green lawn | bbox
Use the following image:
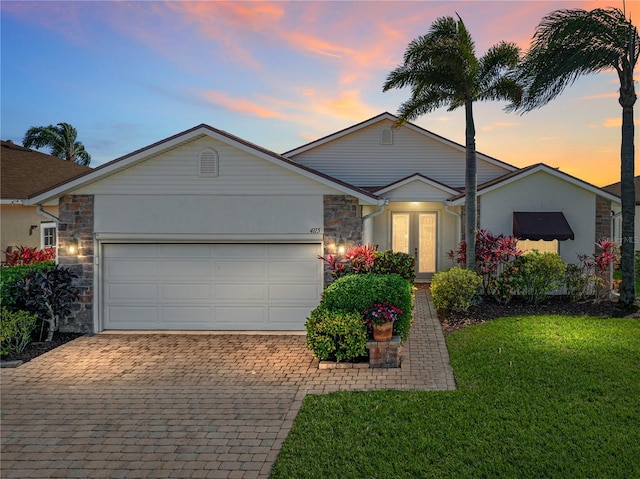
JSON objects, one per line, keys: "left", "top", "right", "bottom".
{"left": 270, "top": 316, "right": 640, "bottom": 479}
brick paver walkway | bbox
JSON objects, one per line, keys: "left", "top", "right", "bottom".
{"left": 1, "top": 288, "right": 455, "bottom": 478}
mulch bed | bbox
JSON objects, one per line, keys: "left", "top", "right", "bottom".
{"left": 1, "top": 332, "right": 84, "bottom": 364}
{"left": 440, "top": 296, "right": 640, "bottom": 336}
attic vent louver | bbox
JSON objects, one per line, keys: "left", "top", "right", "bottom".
{"left": 199, "top": 148, "right": 219, "bottom": 177}
{"left": 380, "top": 127, "right": 393, "bottom": 145}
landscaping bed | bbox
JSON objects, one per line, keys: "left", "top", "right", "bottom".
{"left": 1, "top": 332, "right": 84, "bottom": 364}
{"left": 440, "top": 295, "right": 640, "bottom": 336}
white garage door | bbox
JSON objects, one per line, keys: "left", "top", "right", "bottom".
{"left": 102, "top": 243, "right": 322, "bottom": 331}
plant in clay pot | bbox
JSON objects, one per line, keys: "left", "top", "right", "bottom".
{"left": 363, "top": 302, "right": 402, "bottom": 342}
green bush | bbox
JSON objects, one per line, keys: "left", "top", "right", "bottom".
{"left": 0, "top": 261, "right": 55, "bottom": 310}
{"left": 370, "top": 250, "right": 415, "bottom": 284}
{"left": 320, "top": 274, "right": 413, "bottom": 342}
{"left": 431, "top": 267, "right": 482, "bottom": 316}
{"left": 1, "top": 307, "right": 37, "bottom": 356}
{"left": 305, "top": 307, "right": 368, "bottom": 362}
{"left": 513, "top": 251, "right": 567, "bottom": 304}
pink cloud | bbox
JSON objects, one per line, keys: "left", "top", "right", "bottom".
{"left": 198, "top": 91, "right": 285, "bottom": 119}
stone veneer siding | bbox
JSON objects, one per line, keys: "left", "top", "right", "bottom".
{"left": 595, "top": 196, "right": 612, "bottom": 244}
{"left": 323, "top": 195, "right": 363, "bottom": 285}
{"left": 58, "top": 195, "right": 94, "bottom": 333}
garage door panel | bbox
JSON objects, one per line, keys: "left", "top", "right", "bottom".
{"left": 161, "top": 283, "right": 212, "bottom": 300}
{"left": 108, "top": 260, "right": 158, "bottom": 278}
{"left": 103, "top": 243, "right": 321, "bottom": 330}
{"left": 214, "top": 306, "right": 266, "bottom": 327}
{"left": 162, "top": 306, "right": 212, "bottom": 325}
{"left": 215, "top": 283, "right": 265, "bottom": 301}
{"left": 269, "top": 260, "right": 319, "bottom": 279}
{"left": 215, "top": 261, "right": 267, "bottom": 278}
{"left": 269, "top": 284, "right": 319, "bottom": 301}
{"left": 108, "top": 283, "right": 157, "bottom": 301}
{"left": 107, "top": 306, "right": 158, "bottom": 325}
{"left": 160, "top": 260, "right": 211, "bottom": 277}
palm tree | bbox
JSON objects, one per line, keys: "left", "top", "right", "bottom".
{"left": 383, "top": 14, "right": 522, "bottom": 272}
{"left": 510, "top": 7, "right": 639, "bottom": 308}
{"left": 23, "top": 122, "right": 91, "bottom": 166}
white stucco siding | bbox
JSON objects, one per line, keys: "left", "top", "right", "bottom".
{"left": 480, "top": 171, "right": 596, "bottom": 263}
{"left": 74, "top": 137, "right": 342, "bottom": 197}
{"left": 94, "top": 195, "right": 324, "bottom": 237}
{"left": 291, "top": 119, "right": 511, "bottom": 188}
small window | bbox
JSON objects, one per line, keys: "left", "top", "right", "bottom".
{"left": 380, "top": 127, "right": 393, "bottom": 145}
{"left": 517, "top": 239, "right": 558, "bottom": 254}
{"left": 199, "top": 148, "right": 219, "bottom": 177}
{"left": 41, "top": 222, "right": 57, "bottom": 249}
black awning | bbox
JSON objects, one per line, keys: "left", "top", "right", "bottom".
{"left": 513, "top": 212, "right": 575, "bottom": 241}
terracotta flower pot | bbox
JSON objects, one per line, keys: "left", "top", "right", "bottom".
{"left": 372, "top": 322, "right": 394, "bottom": 342}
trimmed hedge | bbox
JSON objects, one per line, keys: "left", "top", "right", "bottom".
{"left": 320, "top": 274, "right": 413, "bottom": 342}
{"left": 431, "top": 267, "right": 482, "bottom": 316}
{"left": 305, "top": 307, "right": 368, "bottom": 362}
{"left": 371, "top": 250, "right": 415, "bottom": 284}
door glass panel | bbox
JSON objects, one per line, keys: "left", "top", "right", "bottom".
{"left": 419, "top": 213, "right": 436, "bottom": 273}
{"left": 392, "top": 214, "right": 409, "bottom": 254}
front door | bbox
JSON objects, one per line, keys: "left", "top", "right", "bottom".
{"left": 392, "top": 212, "right": 437, "bottom": 281}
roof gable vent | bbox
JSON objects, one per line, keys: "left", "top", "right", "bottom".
{"left": 199, "top": 148, "right": 219, "bottom": 177}
{"left": 380, "top": 127, "right": 393, "bottom": 145}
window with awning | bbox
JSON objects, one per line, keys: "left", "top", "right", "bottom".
{"left": 512, "top": 212, "right": 574, "bottom": 241}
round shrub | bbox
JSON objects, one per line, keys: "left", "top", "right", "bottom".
{"left": 320, "top": 274, "right": 413, "bottom": 341}
{"left": 512, "top": 251, "right": 566, "bottom": 303}
{"left": 431, "top": 267, "right": 482, "bottom": 316}
{"left": 370, "top": 250, "right": 416, "bottom": 284}
{"left": 305, "top": 307, "right": 368, "bottom": 362}
{"left": 1, "top": 307, "right": 37, "bottom": 356}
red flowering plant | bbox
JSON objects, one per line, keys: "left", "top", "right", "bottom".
{"left": 319, "top": 243, "right": 377, "bottom": 279}
{"left": 3, "top": 246, "right": 56, "bottom": 266}
{"left": 363, "top": 302, "right": 403, "bottom": 327}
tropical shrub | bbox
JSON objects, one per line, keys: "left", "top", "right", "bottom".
{"left": 0, "top": 261, "right": 55, "bottom": 310}
{"left": 320, "top": 274, "right": 413, "bottom": 341}
{"left": 449, "top": 229, "right": 521, "bottom": 295}
{"left": 568, "top": 240, "right": 620, "bottom": 300}
{"left": 512, "top": 251, "right": 566, "bottom": 304}
{"left": 565, "top": 263, "right": 593, "bottom": 301}
{"left": 3, "top": 246, "right": 56, "bottom": 266}
{"left": 370, "top": 250, "right": 415, "bottom": 283}
{"left": 11, "top": 265, "right": 79, "bottom": 341}
{"left": 319, "top": 244, "right": 377, "bottom": 279}
{"left": 0, "top": 308, "right": 38, "bottom": 356}
{"left": 430, "top": 267, "right": 482, "bottom": 317}
{"left": 305, "top": 307, "right": 368, "bottom": 362}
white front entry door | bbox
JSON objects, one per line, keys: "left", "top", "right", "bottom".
{"left": 102, "top": 243, "right": 322, "bottom": 331}
{"left": 392, "top": 212, "right": 437, "bottom": 281}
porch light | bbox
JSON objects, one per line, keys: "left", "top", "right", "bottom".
{"left": 337, "top": 236, "right": 346, "bottom": 255}
{"left": 67, "top": 236, "right": 79, "bottom": 255}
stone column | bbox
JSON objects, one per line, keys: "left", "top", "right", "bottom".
{"left": 323, "top": 195, "right": 363, "bottom": 285}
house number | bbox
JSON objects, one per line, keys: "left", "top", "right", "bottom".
{"left": 310, "top": 227, "right": 321, "bottom": 234}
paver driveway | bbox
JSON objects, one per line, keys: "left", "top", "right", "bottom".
{"left": 1, "top": 288, "right": 455, "bottom": 479}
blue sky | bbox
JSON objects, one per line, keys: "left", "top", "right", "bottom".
{"left": 1, "top": 0, "right": 636, "bottom": 186}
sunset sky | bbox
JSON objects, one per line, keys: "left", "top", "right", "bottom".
{"left": 1, "top": 0, "right": 637, "bottom": 187}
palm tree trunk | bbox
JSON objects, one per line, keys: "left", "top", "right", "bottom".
{"left": 465, "top": 100, "right": 477, "bottom": 272}
{"left": 618, "top": 70, "right": 636, "bottom": 307}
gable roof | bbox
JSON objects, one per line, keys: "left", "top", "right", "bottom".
{"left": 448, "top": 163, "right": 621, "bottom": 205}
{"left": 283, "top": 112, "right": 518, "bottom": 172}
{"left": 373, "top": 173, "right": 461, "bottom": 196}
{"left": 26, "top": 124, "right": 380, "bottom": 205}
{"left": 602, "top": 176, "right": 640, "bottom": 204}
{"left": 1, "top": 141, "right": 92, "bottom": 202}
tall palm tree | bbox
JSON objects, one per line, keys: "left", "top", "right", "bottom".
{"left": 383, "top": 14, "right": 522, "bottom": 272}
{"left": 23, "top": 122, "right": 91, "bottom": 166}
{"left": 510, "top": 7, "right": 639, "bottom": 308}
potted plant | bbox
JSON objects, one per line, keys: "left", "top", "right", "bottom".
{"left": 363, "top": 302, "right": 402, "bottom": 342}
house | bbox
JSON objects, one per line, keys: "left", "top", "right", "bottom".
{"left": 602, "top": 176, "right": 639, "bottom": 251}
{"left": 26, "top": 113, "right": 620, "bottom": 334}
{"left": 0, "top": 140, "right": 92, "bottom": 257}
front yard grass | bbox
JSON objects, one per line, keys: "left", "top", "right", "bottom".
{"left": 270, "top": 315, "right": 640, "bottom": 479}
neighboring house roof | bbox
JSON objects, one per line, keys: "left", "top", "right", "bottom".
{"left": 448, "top": 163, "right": 621, "bottom": 205}
{"left": 283, "top": 112, "right": 518, "bottom": 173}
{"left": 26, "top": 124, "right": 381, "bottom": 205}
{"left": 1, "top": 140, "right": 92, "bottom": 202}
{"left": 602, "top": 176, "right": 640, "bottom": 204}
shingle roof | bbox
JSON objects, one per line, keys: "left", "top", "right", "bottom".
{"left": 602, "top": 177, "right": 640, "bottom": 204}
{"left": 1, "top": 141, "right": 92, "bottom": 200}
